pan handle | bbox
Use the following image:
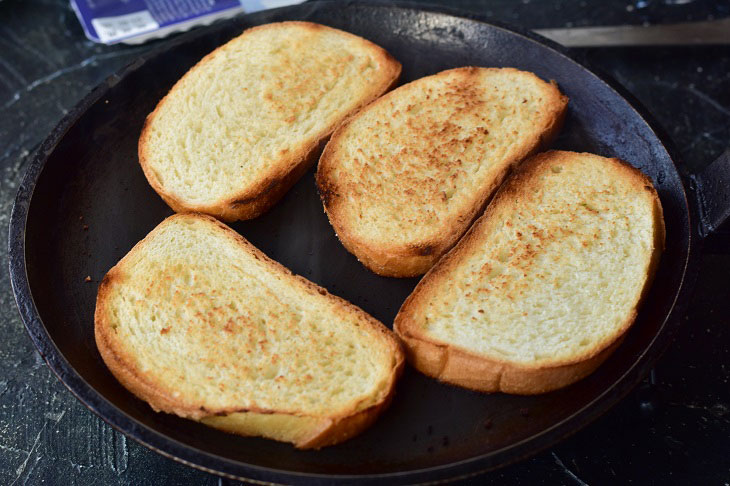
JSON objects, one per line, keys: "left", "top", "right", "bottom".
{"left": 691, "top": 149, "right": 730, "bottom": 241}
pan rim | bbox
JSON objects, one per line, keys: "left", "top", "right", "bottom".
{"left": 7, "top": 1, "right": 697, "bottom": 483}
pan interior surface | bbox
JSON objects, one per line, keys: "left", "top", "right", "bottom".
{"left": 16, "top": 2, "right": 690, "bottom": 480}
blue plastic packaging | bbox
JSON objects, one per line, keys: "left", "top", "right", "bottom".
{"left": 71, "top": 0, "right": 304, "bottom": 44}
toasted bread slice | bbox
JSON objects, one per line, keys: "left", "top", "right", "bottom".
{"left": 139, "top": 21, "right": 401, "bottom": 222}
{"left": 95, "top": 213, "right": 404, "bottom": 448}
{"left": 394, "top": 151, "right": 664, "bottom": 394}
{"left": 317, "top": 67, "right": 568, "bottom": 277}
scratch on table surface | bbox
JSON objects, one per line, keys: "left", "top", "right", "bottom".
{"left": 10, "top": 424, "right": 44, "bottom": 486}
{"left": 670, "top": 401, "right": 730, "bottom": 424}
{"left": 0, "top": 443, "right": 29, "bottom": 456}
{"left": 1, "top": 49, "right": 143, "bottom": 110}
{"left": 552, "top": 452, "right": 589, "bottom": 486}
{"left": 0, "top": 383, "right": 134, "bottom": 478}
{"left": 0, "top": 56, "right": 28, "bottom": 86}
{"left": 686, "top": 86, "right": 730, "bottom": 118}
{"left": 112, "top": 433, "right": 128, "bottom": 474}
{"left": 653, "top": 80, "right": 730, "bottom": 119}
{"left": 686, "top": 128, "right": 726, "bottom": 152}
{"left": 0, "top": 133, "right": 30, "bottom": 164}
{"left": 68, "top": 458, "right": 86, "bottom": 474}
{"left": 0, "top": 71, "right": 16, "bottom": 91}
{"left": 0, "top": 25, "right": 58, "bottom": 69}
{"left": 88, "top": 416, "right": 129, "bottom": 474}
{"left": 44, "top": 411, "right": 65, "bottom": 422}
{"left": 50, "top": 410, "right": 67, "bottom": 425}
{"left": 8, "top": 408, "right": 66, "bottom": 485}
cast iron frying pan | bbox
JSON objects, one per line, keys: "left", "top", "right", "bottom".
{"left": 9, "top": 2, "right": 698, "bottom": 484}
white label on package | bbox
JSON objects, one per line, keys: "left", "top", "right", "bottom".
{"left": 91, "top": 11, "right": 160, "bottom": 44}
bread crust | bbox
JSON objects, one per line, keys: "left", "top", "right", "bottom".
{"left": 394, "top": 151, "right": 665, "bottom": 394}
{"left": 139, "top": 21, "right": 402, "bottom": 222}
{"left": 95, "top": 213, "right": 404, "bottom": 448}
{"left": 317, "top": 67, "right": 568, "bottom": 277}
{"left": 397, "top": 330, "right": 625, "bottom": 395}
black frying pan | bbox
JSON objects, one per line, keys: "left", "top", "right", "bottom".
{"left": 8, "top": 2, "right": 730, "bottom": 484}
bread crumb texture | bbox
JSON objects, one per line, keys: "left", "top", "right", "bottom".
{"left": 323, "top": 67, "right": 567, "bottom": 246}
{"left": 401, "top": 151, "right": 663, "bottom": 368}
{"left": 98, "top": 215, "right": 398, "bottom": 419}
{"left": 141, "top": 22, "right": 398, "bottom": 208}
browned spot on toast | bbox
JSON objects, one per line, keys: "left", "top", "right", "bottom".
{"left": 414, "top": 245, "right": 434, "bottom": 256}
{"left": 232, "top": 179, "right": 280, "bottom": 206}
{"left": 317, "top": 181, "right": 338, "bottom": 208}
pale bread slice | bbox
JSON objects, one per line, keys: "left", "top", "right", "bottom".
{"left": 394, "top": 151, "right": 664, "bottom": 394}
{"left": 95, "top": 213, "right": 403, "bottom": 448}
{"left": 317, "top": 67, "right": 568, "bottom": 277}
{"left": 139, "top": 21, "right": 401, "bottom": 222}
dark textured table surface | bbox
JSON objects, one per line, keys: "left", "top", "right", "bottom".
{"left": 1, "top": 0, "right": 729, "bottom": 484}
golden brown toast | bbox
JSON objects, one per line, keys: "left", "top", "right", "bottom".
{"left": 95, "top": 213, "right": 404, "bottom": 448}
{"left": 317, "top": 67, "right": 568, "bottom": 277}
{"left": 140, "top": 21, "right": 401, "bottom": 222}
{"left": 394, "top": 151, "right": 664, "bottom": 394}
